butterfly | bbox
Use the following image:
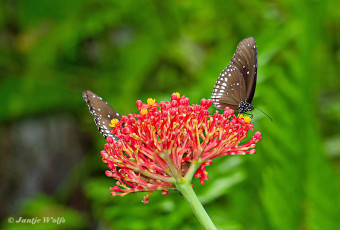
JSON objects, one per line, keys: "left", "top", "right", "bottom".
{"left": 82, "top": 90, "right": 122, "bottom": 139}
{"left": 211, "top": 37, "right": 257, "bottom": 114}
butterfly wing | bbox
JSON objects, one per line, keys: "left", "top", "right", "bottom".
{"left": 230, "top": 37, "right": 257, "bottom": 103}
{"left": 83, "top": 90, "right": 122, "bottom": 139}
{"left": 211, "top": 64, "right": 246, "bottom": 110}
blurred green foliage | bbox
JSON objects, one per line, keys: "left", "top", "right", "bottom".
{"left": 1, "top": 0, "right": 340, "bottom": 229}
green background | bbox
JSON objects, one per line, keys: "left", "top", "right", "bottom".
{"left": 1, "top": 0, "right": 340, "bottom": 229}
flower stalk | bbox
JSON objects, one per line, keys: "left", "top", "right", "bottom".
{"left": 176, "top": 179, "right": 217, "bottom": 230}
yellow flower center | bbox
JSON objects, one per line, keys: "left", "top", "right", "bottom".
{"left": 141, "top": 109, "right": 148, "bottom": 115}
{"left": 109, "top": 118, "right": 119, "bottom": 127}
{"left": 238, "top": 114, "right": 252, "bottom": 123}
{"left": 175, "top": 92, "right": 180, "bottom": 98}
{"left": 147, "top": 98, "right": 156, "bottom": 105}
{"left": 244, "top": 116, "right": 252, "bottom": 123}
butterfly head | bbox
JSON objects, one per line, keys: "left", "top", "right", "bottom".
{"left": 238, "top": 101, "right": 254, "bottom": 114}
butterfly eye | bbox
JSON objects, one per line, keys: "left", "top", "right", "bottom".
{"left": 83, "top": 90, "right": 122, "bottom": 139}
{"left": 211, "top": 37, "right": 257, "bottom": 114}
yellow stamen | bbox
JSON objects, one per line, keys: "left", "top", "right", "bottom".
{"left": 175, "top": 92, "right": 180, "bottom": 98}
{"left": 141, "top": 109, "right": 148, "bottom": 115}
{"left": 147, "top": 98, "right": 156, "bottom": 105}
{"left": 244, "top": 116, "right": 252, "bottom": 123}
{"left": 109, "top": 118, "right": 119, "bottom": 127}
{"left": 238, "top": 114, "right": 252, "bottom": 123}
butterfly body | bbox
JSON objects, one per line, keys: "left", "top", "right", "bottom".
{"left": 82, "top": 90, "right": 121, "bottom": 139}
{"left": 211, "top": 37, "right": 257, "bottom": 113}
{"left": 238, "top": 101, "right": 254, "bottom": 114}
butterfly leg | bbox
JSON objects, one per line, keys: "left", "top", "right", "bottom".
{"left": 244, "top": 112, "right": 253, "bottom": 119}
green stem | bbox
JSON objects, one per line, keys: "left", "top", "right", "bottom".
{"left": 176, "top": 180, "right": 217, "bottom": 230}
{"left": 184, "top": 161, "right": 202, "bottom": 181}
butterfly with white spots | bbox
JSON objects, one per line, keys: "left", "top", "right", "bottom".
{"left": 211, "top": 37, "right": 257, "bottom": 113}
{"left": 83, "top": 90, "right": 122, "bottom": 139}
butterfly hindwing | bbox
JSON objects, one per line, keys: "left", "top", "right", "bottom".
{"left": 83, "top": 90, "right": 122, "bottom": 139}
{"left": 211, "top": 65, "right": 246, "bottom": 110}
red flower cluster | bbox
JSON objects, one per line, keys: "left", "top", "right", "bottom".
{"left": 101, "top": 93, "right": 261, "bottom": 203}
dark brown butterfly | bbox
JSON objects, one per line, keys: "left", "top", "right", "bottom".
{"left": 83, "top": 90, "right": 122, "bottom": 139}
{"left": 211, "top": 37, "right": 257, "bottom": 113}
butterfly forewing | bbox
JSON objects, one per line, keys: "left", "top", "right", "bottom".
{"left": 211, "top": 37, "right": 257, "bottom": 111}
{"left": 230, "top": 37, "right": 257, "bottom": 103}
{"left": 83, "top": 90, "right": 122, "bottom": 139}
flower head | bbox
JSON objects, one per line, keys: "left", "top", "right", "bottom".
{"left": 101, "top": 93, "right": 262, "bottom": 203}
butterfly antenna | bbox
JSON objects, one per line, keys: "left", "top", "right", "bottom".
{"left": 254, "top": 106, "right": 273, "bottom": 122}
